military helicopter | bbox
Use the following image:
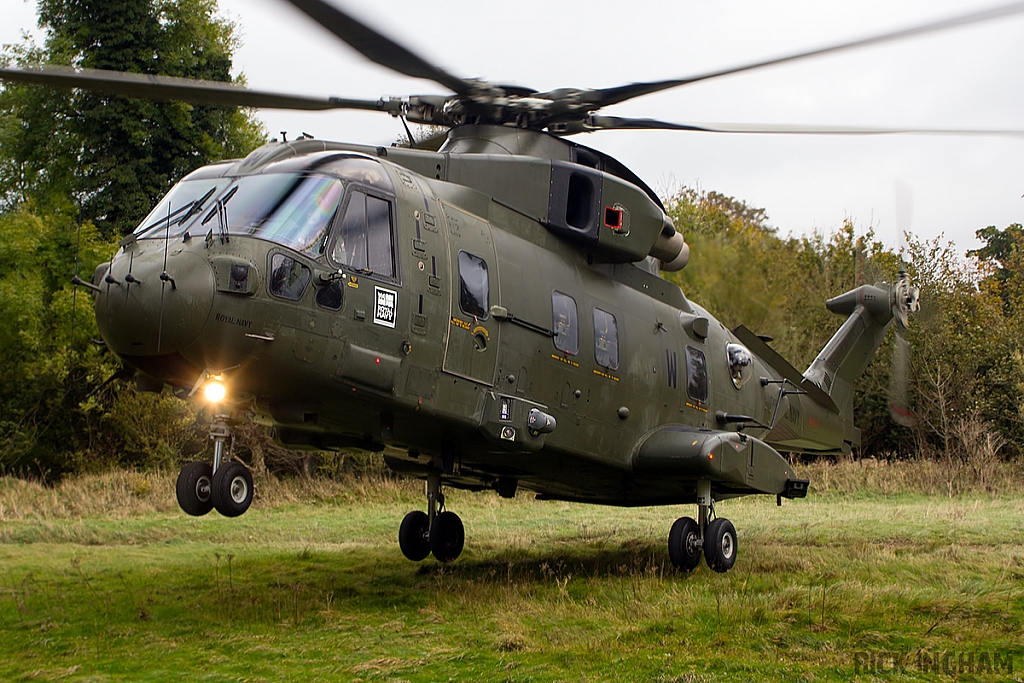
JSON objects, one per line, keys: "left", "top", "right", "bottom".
{"left": 3, "top": 0, "right": 1018, "bottom": 572}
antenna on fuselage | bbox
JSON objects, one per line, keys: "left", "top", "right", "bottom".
{"left": 157, "top": 202, "right": 174, "bottom": 355}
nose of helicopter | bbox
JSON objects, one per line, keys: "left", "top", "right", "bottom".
{"left": 95, "top": 242, "right": 215, "bottom": 375}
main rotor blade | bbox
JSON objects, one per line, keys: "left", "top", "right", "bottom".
{"left": 281, "top": 0, "right": 475, "bottom": 96}
{"left": 585, "top": 116, "right": 1024, "bottom": 136}
{"left": 582, "top": 1, "right": 1024, "bottom": 109}
{"left": 0, "top": 65, "right": 389, "bottom": 112}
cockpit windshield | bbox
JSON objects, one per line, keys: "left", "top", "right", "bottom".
{"left": 134, "top": 173, "right": 346, "bottom": 253}
{"left": 199, "top": 174, "right": 344, "bottom": 252}
{"left": 134, "top": 178, "right": 231, "bottom": 239}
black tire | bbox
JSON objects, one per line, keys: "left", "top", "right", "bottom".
{"left": 175, "top": 462, "right": 213, "bottom": 516}
{"left": 429, "top": 511, "right": 465, "bottom": 563}
{"left": 399, "top": 510, "right": 431, "bottom": 561}
{"left": 668, "top": 516, "right": 701, "bottom": 571}
{"left": 211, "top": 461, "right": 254, "bottom": 518}
{"left": 703, "top": 518, "right": 737, "bottom": 573}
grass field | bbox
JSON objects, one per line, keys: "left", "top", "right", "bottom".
{"left": 1, "top": 466, "right": 1023, "bottom": 682}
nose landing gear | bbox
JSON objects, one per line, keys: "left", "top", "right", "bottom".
{"left": 668, "top": 480, "right": 738, "bottom": 573}
{"left": 399, "top": 474, "right": 465, "bottom": 563}
{"left": 175, "top": 413, "right": 253, "bottom": 518}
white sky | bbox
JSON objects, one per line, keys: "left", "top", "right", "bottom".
{"left": 4, "top": 0, "right": 1023, "bottom": 254}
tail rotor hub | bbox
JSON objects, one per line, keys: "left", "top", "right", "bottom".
{"left": 892, "top": 271, "right": 920, "bottom": 329}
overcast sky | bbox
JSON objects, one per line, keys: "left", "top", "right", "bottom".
{"left": 4, "top": 0, "right": 1023, "bottom": 255}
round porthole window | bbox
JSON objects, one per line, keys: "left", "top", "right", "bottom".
{"left": 726, "top": 343, "right": 754, "bottom": 389}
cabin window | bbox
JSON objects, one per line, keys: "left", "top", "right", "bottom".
{"left": 269, "top": 253, "right": 311, "bottom": 301}
{"left": 685, "top": 345, "right": 708, "bottom": 403}
{"left": 593, "top": 308, "right": 619, "bottom": 370}
{"left": 331, "top": 190, "right": 396, "bottom": 279}
{"left": 552, "top": 291, "right": 579, "bottom": 355}
{"left": 458, "top": 251, "right": 489, "bottom": 319}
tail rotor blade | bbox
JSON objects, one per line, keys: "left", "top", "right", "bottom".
{"left": 888, "top": 272, "right": 920, "bottom": 427}
{"left": 888, "top": 328, "right": 914, "bottom": 427}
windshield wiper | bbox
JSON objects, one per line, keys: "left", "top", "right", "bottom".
{"left": 137, "top": 201, "right": 197, "bottom": 236}
{"left": 201, "top": 186, "right": 238, "bottom": 226}
{"left": 176, "top": 186, "right": 218, "bottom": 227}
{"left": 198, "top": 186, "right": 238, "bottom": 245}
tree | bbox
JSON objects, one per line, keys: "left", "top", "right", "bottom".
{"left": 970, "top": 224, "right": 1024, "bottom": 317}
{"left": 0, "top": 209, "right": 118, "bottom": 475}
{"left": 0, "top": 0, "right": 265, "bottom": 238}
{"left": 0, "top": 0, "right": 266, "bottom": 477}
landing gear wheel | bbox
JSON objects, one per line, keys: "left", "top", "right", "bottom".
{"left": 703, "top": 518, "right": 737, "bottom": 573}
{"left": 211, "top": 461, "right": 253, "bottom": 518}
{"left": 399, "top": 510, "right": 431, "bottom": 561}
{"left": 176, "top": 462, "right": 213, "bottom": 516}
{"left": 429, "top": 511, "right": 465, "bottom": 563}
{"left": 668, "top": 516, "right": 701, "bottom": 571}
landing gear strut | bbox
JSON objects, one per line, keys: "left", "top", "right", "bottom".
{"left": 668, "top": 480, "right": 737, "bottom": 573}
{"left": 175, "top": 413, "right": 253, "bottom": 518}
{"left": 399, "top": 474, "right": 464, "bottom": 563}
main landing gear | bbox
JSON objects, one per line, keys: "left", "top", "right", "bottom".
{"left": 175, "top": 413, "right": 254, "bottom": 518}
{"left": 668, "top": 480, "right": 737, "bottom": 573}
{"left": 399, "top": 474, "right": 465, "bottom": 563}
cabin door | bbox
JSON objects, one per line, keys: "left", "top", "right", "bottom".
{"left": 441, "top": 202, "right": 500, "bottom": 386}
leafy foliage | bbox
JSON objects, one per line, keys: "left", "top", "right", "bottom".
{"left": 0, "top": 0, "right": 265, "bottom": 239}
{"left": 0, "top": 1, "right": 266, "bottom": 478}
{"left": 0, "top": 209, "right": 118, "bottom": 475}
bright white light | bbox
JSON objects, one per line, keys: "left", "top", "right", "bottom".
{"left": 203, "top": 380, "right": 227, "bottom": 403}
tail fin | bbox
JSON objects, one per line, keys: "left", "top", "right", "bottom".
{"left": 803, "top": 284, "right": 895, "bottom": 414}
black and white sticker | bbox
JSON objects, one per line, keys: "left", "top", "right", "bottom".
{"left": 373, "top": 286, "right": 398, "bottom": 328}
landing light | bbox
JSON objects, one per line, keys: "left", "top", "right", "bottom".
{"left": 203, "top": 378, "right": 227, "bottom": 404}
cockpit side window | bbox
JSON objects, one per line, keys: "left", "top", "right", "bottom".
{"left": 269, "top": 253, "right": 311, "bottom": 301}
{"left": 334, "top": 191, "right": 367, "bottom": 270}
{"left": 330, "top": 190, "right": 397, "bottom": 280}
{"left": 366, "top": 195, "right": 394, "bottom": 276}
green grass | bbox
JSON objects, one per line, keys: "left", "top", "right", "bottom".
{"left": 1, "top": 474, "right": 1023, "bottom": 682}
